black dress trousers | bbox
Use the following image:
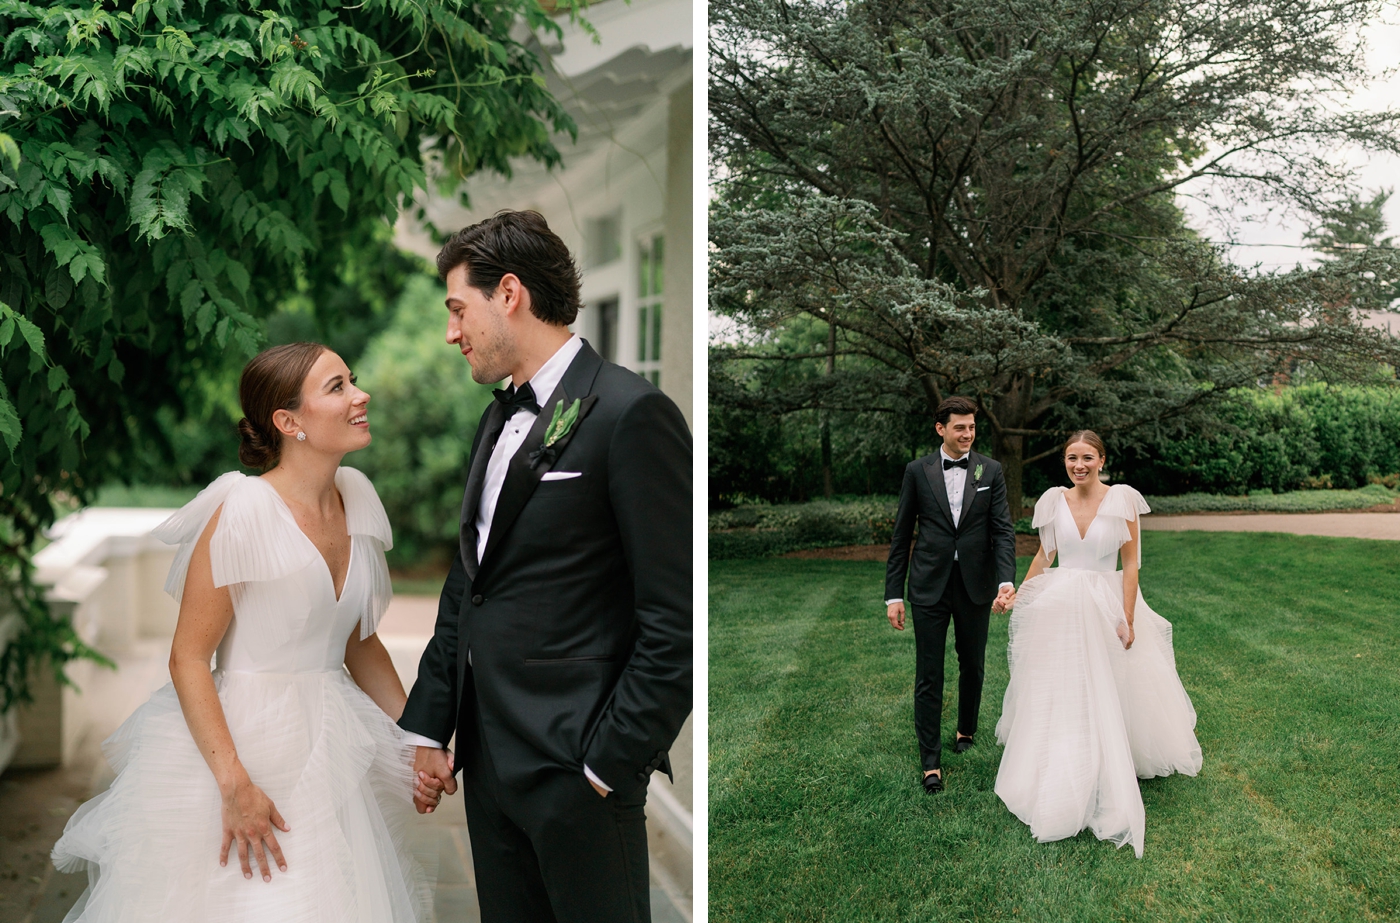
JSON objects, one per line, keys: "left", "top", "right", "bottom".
{"left": 460, "top": 708, "right": 652, "bottom": 923}
{"left": 910, "top": 561, "right": 992, "bottom": 771}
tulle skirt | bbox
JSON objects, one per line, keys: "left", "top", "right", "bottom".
{"left": 994, "top": 568, "right": 1201, "bottom": 858}
{"left": 52, "top": 669, "right": 436, "bottom": 922}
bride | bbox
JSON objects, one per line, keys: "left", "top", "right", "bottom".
{"left": 994, "top": 430, "right": 1201, "bottom": 858}
{"left": 52, "top": 343, "right": 438, "bottom": 921}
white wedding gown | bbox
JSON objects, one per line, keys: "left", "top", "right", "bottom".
{"left": 994, "top": 484, "right": 1201, "bottom": 858}
{"left": 52, "top": 469, "right": 435, "bottom": 922}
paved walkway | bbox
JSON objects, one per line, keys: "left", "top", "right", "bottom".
{"left": 1142, "top": 511, "right": 1400, "bottom": 540}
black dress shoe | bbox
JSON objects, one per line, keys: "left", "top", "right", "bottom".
{"left": 953, "top": 735, "right": 974, "bottom": 753}
{"left": 922, "top": 771, "right": 944, "bottom": 793}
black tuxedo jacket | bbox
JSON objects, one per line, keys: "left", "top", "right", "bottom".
{"left": 883, "top": 450, "right": 1017, "bottom": 607}
{"left": 399, "top": 341, "right": 692, "bottom": 800}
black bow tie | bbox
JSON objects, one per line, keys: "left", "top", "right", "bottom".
{"left": 943, "top": 457, "right": 969, "bottom": 470}
{"left": 493, "top": 382, "right": 541, "bottom": 416}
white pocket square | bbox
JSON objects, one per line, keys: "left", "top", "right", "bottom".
{"left": 541, "top": 471, "right": 582, "bottom": 481}
{"left": 976, "top": 486, "right": 991, "bottom": 492}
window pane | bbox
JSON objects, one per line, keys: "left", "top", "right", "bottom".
{"left": 637, "top": 306, "right": 648, "bottom": 362}
{"left": 651, "top": 235, "right": 664, "bottom": 295}
{"left": 638, "top": 244, "right": 650, "bottom": 298}
{"left": 651, "top": 305, "right": 662, "bottom": 361}
{"left": 596, "top": 298, "right": 618, "bottom": 363}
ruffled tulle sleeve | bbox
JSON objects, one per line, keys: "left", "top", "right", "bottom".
{"left": 207, "top": 477, "right": 321, "bottom": 590}
{"left": 1098, "top": 483, "right": 1151, "bottom": 566}
{"left": 1031, "top": 487, "right": 1065, "bottom": 559}
{"left": 151, "top": 472, "right": 247, "bottom": 603}
{"left": 336, "top": 466, "right": 394, "bottom": 639}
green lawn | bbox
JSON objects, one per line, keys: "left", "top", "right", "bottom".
{"left": 709, "top": 533, "right": 1400, "bottom": 922}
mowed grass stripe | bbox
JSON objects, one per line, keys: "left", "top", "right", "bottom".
{"left": 710, "top": 533, "right": 1400, "bottom": 922}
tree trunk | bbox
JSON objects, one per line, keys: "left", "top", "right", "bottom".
{"left": 820, "top": 415, "right": 833, "bottom": 498}
{"left": 991, "top": 374, "right": 1034, "bottom": 522}
{"left": 995, "top": 432, "right": 1026, "bottom": 525}
{"left": 821, "top": 317, "right": 836, "bottom": 498}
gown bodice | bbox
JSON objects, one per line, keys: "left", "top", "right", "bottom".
{"left": 53, "top": 468, "right": 434, "bottom": 923}
{"left": 1032, "top": 484, "right": 1151, "bottom": 572}
{"left": 152, "top": 468, "right": 394, "bottom": 674}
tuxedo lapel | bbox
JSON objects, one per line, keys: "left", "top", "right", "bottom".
{"left": 957, "top": 452, "right": 980, "bottom": 529}
{"left": 460, "top": 400, "right": 507, "bottom": 581}
{"left": 477, "top": 343, "right": 605, "bottom": 575}
{"left": 922, "top": 458, "right": 955, "bottom": 528}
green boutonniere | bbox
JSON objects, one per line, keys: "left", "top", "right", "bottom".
{"left": 544, "top": 398, "right": 581, "bottom": 446}
{"left": 529, "top": 398, "right": 583, "bottom": 470}
{"left": 974, "top": 463, "right": 984, "bottom": 481}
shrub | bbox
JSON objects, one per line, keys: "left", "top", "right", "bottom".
{"left": 351, "top": 276, "right": 496, "bottom": 570}
{"left": 711, "top": 485, "right": 1399, "bottom": 558}
{"left": 1144, "top": 484, "right": 1395, "bottom": 514}
{"left": 709, "top": 497, "right": 898, "bottom": 560}
{"left": 1125, "top": 384, "right": 1400, "bottom": 495}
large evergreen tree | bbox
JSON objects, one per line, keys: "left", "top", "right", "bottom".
{"left": 710, "top": 0, "right": 1400, "bottom": 515}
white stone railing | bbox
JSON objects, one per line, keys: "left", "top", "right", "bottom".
{"left": 0, "top": 508, "right": 181, "bottom": 776}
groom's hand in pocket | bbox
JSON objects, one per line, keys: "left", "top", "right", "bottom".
{"left": 413, "top": 746, "right": 456, "bottom": 814}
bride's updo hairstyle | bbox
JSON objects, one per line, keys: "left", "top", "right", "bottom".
{"left": 1063, "top": 430, "right": 1107, "bottom": 458}
{"left": 238, "top": 342, "right": 327, "bottom": 470}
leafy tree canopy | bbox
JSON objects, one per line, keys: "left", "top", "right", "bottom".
{"left": 0, "top": 0, "right": 576, "bottom": 705}
{"left": 710, "top": 0, "right": 1400, "bottom": 515}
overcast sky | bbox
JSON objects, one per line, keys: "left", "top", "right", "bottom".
{"left": 1180, "top": 16, "right": 1400, "bottom": 270}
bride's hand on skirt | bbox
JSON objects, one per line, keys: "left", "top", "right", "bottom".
{"left": 1116, "top": 620, "right": 1135, "bottom": 650}
{"left": 219, "top": 773, "right": 290, "bottom": 882}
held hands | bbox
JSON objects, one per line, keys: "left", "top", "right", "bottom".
{"left": 413, "top": 746, "right": 456, "bottom": 813}
{"left": 886, "top": 601, "right": 906, "bottom": 631}
{"left": 219, "top": 770, "right": 289, "bottom": 882}
{"left": 991, "top": 586, "right": 1017, "bottom": 614}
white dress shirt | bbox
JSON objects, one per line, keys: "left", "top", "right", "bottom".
{"left": 885, "top": 446, "right": 1014, "bottom": 605}
{"left": 473, "top": 335, "right": 583, "bottom": 565}
{"left": 402, "top": 336, "right": 613, "bottom": 792}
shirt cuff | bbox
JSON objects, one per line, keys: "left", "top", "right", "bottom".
{"left": 402, "top": 732, "right": 445, "bottom": 750}
{"left": 583, "top": 764, "right": 613, "bottom": 793}
{"left": 998, "top": 582, "right": 1015, "bottom": 591}
{"left": 884, "top": 599, "right": 903, "bottom": 606}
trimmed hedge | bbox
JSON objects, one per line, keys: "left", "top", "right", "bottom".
{"left": 1145, "top": 483, "right": 1396, "bottom": 513}
{"left": 711, "top": 485, "right": 1399, "bottom": 559}
{"left": 1127, "top": 384, "right": 1400, "bottom": 495}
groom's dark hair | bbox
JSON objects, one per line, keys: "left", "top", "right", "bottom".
{"left": 436, "top": 210, "right": 582, "bottom": 326}
{"left": 935, "top": 396, "right": 979, "bottom": 425}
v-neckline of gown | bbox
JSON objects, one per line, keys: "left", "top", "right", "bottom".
{"left": 1060, "top": 486, "right": 1110, "bottom": 542}
{"left": 254, "top": 475, "right": 355, "bottom": 604}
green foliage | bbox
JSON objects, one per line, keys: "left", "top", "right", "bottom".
{"left": 1126, "top": 384, "right": 1400, "bottom": 495}
{"left": 710, "top": 0, "right": 1400, "bottom": 519}
{"left": 709, "top": 497, "right": 899, "bottom": 559}
{"left": 1146, "top": 483, "right": 1396, "bottom": 514}
{"left": 350, "top": 274, "right": 495, "bottom": 570}
{"left": 1305, "top": 189, "right": 1395, "bottom": 252}
{"left": 0, "top": 0, "right": 574, "bottom": 705}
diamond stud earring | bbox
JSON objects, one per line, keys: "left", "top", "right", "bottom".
{"left": 296, "top": 432, "right": 307, "bottom": 442}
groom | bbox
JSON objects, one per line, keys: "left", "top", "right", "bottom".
{"left": 884, "top": 396, "right": 1016, "bottom": 793}
{"left": 398, "top": 211, "right": 692, "bottom": 922}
